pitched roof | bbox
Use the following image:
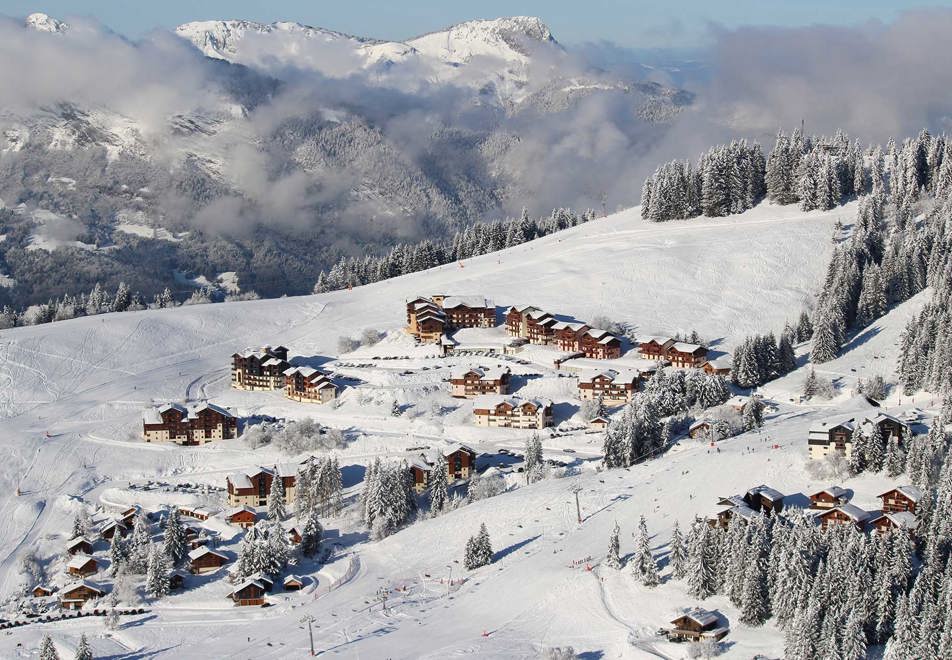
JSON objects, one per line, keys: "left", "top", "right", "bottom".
{"left": 61, "top": 580, "right": 105, "bottom": 596}
{"left": 228, "top": 578, "right": 265, "bottom": 596}
{"left": 747, "top": 485, "right": 784, "bottom": 502}
{"left": 671, "top": 342, "right": 705, "bottom": 353}
{"left": 881, "top": 485, "right": 923, "bottom": 503}
{"left": 441, "top": 295, "right": 493, "bottom": 309}
{"left": 283, "top": 574, "right": 304, "bottom": 586}
{"left": 873, "top": 511, "right": 918, "bottom": 530}
{"left": 808, "top": 416, "right": 856, "bottom": 435}
{"left": 443, "top": 443, "right": 476, "bottom": 457}
{"left": 829, "top": 503, "right": 870, "bottom": 522}
{"left": 682, "top": 608, "right": 719, "bottom": 627}
{"left": 188, "top": 546, "right": 228, "bottom": 561}
{"left": 226, "top": 506, "right": 257, "bottom": 518}
{"left": 66, "top": 536, "right": 93, "bottom": 549}
{"left": 812, "top": 486, "right": 847, "bottom": 499}
{"left": 472, "top": 394, "right": 550, "bottom": 411}
{"left": 67, "top": 554, "right": 98, "bottom": 570}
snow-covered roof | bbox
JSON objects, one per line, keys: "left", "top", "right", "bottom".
{"left": 747, "top": 484, "right": 784, "bottom": 502}
{"left": 443, "top": 443, "right": 475, "bottom": 457}
{"left": 188, "top": 546, "right": 227, "bottom": 561}
{"left": 678, "top": 608, "right": 718, "bottom": 627}
{"left": 228, "top": 464, "right": 296, "bottom": 489}
{"left": 830, "top": 503, "right": 870, "bottom": 522}
{"left": 671, "top": 342, "right": 704, "bottom": 353}
{"left": 451, "top": 365, "right": 509, "bottom": 380}
{"left": 283, "top": 574, "right": 304, "bottom": 585}
{"left": 283, "top": 366, "right": 319, "bottom": 377}
{"left": 551, "top": 321, "right": 587, "bottom": 332}
{"left": 703, "top": 356, "right": 732, "bottom": 368}
{"left": 409, "top": 455, "right": 433, "bottom": 471}
{"left": 718, "top": 495, "right": 746, "bottom": 508}
{"left": 226, "top": 505, "right": 256, "bottom": 518}
{"left": 229, "top": 578, "right": 265, "bottom": 596}
{"left": 61, "top": 580, "right": 104, "bottom": 596}
{"left": 690, "top": 419, "right": 712, "bottom": 432}
{"left": 639, "top": 336, "right": 674, "bottom": 346}
{"left": 879, "top": 511, "right": 918, "bottom": 530}
{"left": 864, "top": 411, "right": 909, "bottom": 428}
{"left": 808, "top": 416, "right": 856, "bottom": 435}
{"left": 158, "top": 402, "right": 188, "bottom": 415}
{"left": 812, "top": 486, "right": 847, "bottom": 499}
{"left": 441, "top": 295, "right": 493, "bottom": 309}
{"left": 66, "top": 536, "right": 92, "bottom": 549}
{"left": 472, "top": 394, "right": 550, "bottom": 411}
{"left": 67, "top": 554, "right": 97, "bottom": 570}
{"left": 882, "top": 485, "right": 923, "bottom": 503}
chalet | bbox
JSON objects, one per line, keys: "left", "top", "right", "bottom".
{"left": 590, "top": 415, "right": 610, "bottom": 429}
{"left": 169, "top": 570, "right": 187, "bottom": 590}
{"left": 472, "top": 395, "right": 553, "bottom": 429}
{"left": 807, "top": 416, "right": 857, "bottom": 461}
{"left": 66, "top": 555, "right": 99, "bottom": 577}
{"left": 552, "top": 322, "right": 590, "bottom": 352}
{"left": 505, "top": 305, "right": 546, "bottom": 340}
{"left": 744, "top": 485, "right": 784, "bottom": 515}
{"left": 178, "top": 506, "right": 215, "bottom": 522}
{"left": 286, "top": 525, "right": 302, "bottom": 545}
{"left": 862, "top": 412, "right": 911, "bottom": 440}
{"left": 283, "top": 366, "right": 338, "bottom": 404}
{"left": 578, "top": 370, "right": 640, "bottom": 404}
{"left": 229, "top": 578, "right": 266, "bottom": 606}
{"left": 188, "top": 547, "right": 228, "bottom": 574}
{"left": 99, "top": 519, "right": 128, "bottom": 542}
{"left": 226, "top": 465, "right": 297, "bottom": 508}
{"left": 32, "top": 585, "right": 54, "bottom": 598}
{"left": 226, "top": 506, "right": 258, "bottom": 528}
{"left": 248, "top": 573, "right": 275, "bottom": 592}
{"left": 410, "top": 444, "right": 478, "bottom": 492}
{"left": 143, "top": 402, "right": 238, "bottom": 445}
{"left": 809, "top": 486, "right": 849, "bottom": 509}
{"left": 231, "top": 345, "right": 289, "bottom": 391}
{"left": 688, "top": 420, "right": 714, "bottom": 440}
{"left": 283, "top": 575, "right": 304, "bottom": 591}
{"left": 118, "top": 506, "right": 143, "bottom": 527}
{"left": 701, "top": 357, "right": 732, "bottom": 376}
{"left": 817, "top": 504, "right": 870, "bottom": 530}
{"left": 879, "top": 485, "right": 922, "bottom": 514}
{"left": 638, "top": 337, "right": 675, "bottom": 361}
{"left": 60, "top": 581, "right": 105, "bottom": 610}
{"left": 667, "top": 342, "right": 708, "bottom": 369}
{"left": 870, "top": 511, "right": 918, "bottom": 535}
{"left": 450, "top": 366, "right": 511, "bottom": 398}
{"left": 406, "top": 295, "right": 495, "bottom": 342}
{"left": 578, "top": 329, "right": 623, "bottom": 359}
{"left": 66, "top": 536, "right": 94, "bottom": 556}
{"left": 668, "top": 609, "right": 729, "bottom": 642}
{"left": 711, "top": 502, "right": 759, "bottom": 528}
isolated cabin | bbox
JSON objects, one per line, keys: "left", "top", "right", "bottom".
{"left": 744, "top": 485, "right": 785, "bottom": 515}
{"left": 229, "top": 579, "right": 266, "bottom": 606}
{"left": 32, "top": 585, "right": 54, "bottom": 598}
{"left": 283, "top": 366, "right": 338, "bottom": 404}
{"left": 809, "top": 486, "right": 849, "bottom": 509}
{"left": 231, "top": 345, "right": 289, "bottom": 390}
{"left": 188, "top": 547, "right": 228, "bottom": 574}
{"left": 60, "top": 581, "right": 105, "bottom": 610}
{"left": 668, "top": 608, "right": 729, "bottom": 642}
{"left": 99, "top": 519, "right": 128, "bottom": 542}
{"left": 283, "top": 575, "right": 304, "bottom": 591}
{"left": 879, "top": 485, "right": 922, "bottom": 514}
{"left": 472, "top": 395, "right": 553, "bottom": 429}
{"left": 689, "top": 420, "right": 714, "bottom": 440}
{"left": 143, "top": 402, "right": 238, "bottom": 445}
{"left": 450, "top": 366, "right": 511, "bottom": 398}
{"left": 226, "top": 465, "right": 297, "bottom": 507}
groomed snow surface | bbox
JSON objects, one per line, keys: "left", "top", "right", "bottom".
{"left": 1, "top": 200, "right": 930, "bottom": 659}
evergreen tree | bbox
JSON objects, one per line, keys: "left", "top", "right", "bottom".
{"left": 802, "top": 368, "right": 819, "bottom": 399}
{"left": 742, "top": 397, "right": 765, "bottom": 430}
{"left": 884, "top": 433, "right": 906, "bottom": 477}
{"left": 39, "top": 635, "right": 59, "bottom": 660}
{"left": 74, "top": 633, "right": 93, "bottom": 660}
{"left": 524, "top": 434, "right": 545, "bottom": 483}
{"left": 300, "top": 508, "right": 323, "bottom": 558}
{"left": 126, "top": 514, "right": 151, "bottom": 573}
{"left": 811, "top": 307, "right": 842, "bottom": 364}
{"left": 669, "top": 521, "right": 688, "bottom": 580}
{"left": 429, "top": 454, "right": 449, "bottom": 515}
{"left": 633, "top": 516, "right": 660, "bottom": 587}
{"left": 778, "top": 334, "right": 797, "bottom": 374}
{"left": 267, "top": 469, "right": 287, "bottom": 520}
{"left": 464, "top": 523, "right": 494, "bottom": 570}
{"left": 146, "top": 545, "right": 170, "bottom": 599}
{"left": 687, "top": 522, "right": 717, "bottom": 599}
{"left": 605, "top": 521, "right": 622, "bottom": 569}
{"left": 162, "top": 508, "right": 187, "bottom": 565}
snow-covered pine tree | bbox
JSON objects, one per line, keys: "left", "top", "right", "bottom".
{"left": 39, "top": 635, "right": 59, "bottom": 660}
{"left": 162, "top": 507, "right": 187, "bottom": 565}
{"left": 802, "top": 368, "right": 818, "bottom": 399}
{"left": 146, "top": 544, "right": 170, "bottom": 599}
{"left": 605, "top": 521, "right": 622, "bottom": 569}
{"left": 669, "top": 521, "right": 688, "bottom": 580}
{"left": 464, "top": 523, "right": 494, "bottom": 570}
{"left": 778, "top": 333, "right": 797, "bottom": 374}
{"left": 884, "top": 433, "right": 906, "bottom": 477}
{"left": 74, "top": 633, "right": 93, "bottom": 660}
{"left": 429, "top": 454, "right": 449, "bottom": 515}
{"left": 126, "top": 514, "right": 152, "bottom": 573}
{"left": 300, "top": 508, "right": 323, "bottom": 558}
{"left": 525, "top": 434, "right": 545, "bottom": 483}
{"left": 811, "top": 306, "right": 842, "bottom": 364}
{"left": 294, "top": 464, "right": 313, "bottom": 520}
{"left": 109, "top": 536, "right": 128, "bottom": 576}
{"left": 686, "top": 521, "right": 717, "bottom": 599}
{"left": 865, "top": 425, "right": 886, "bottom": 472}
{"left": 741, "top": 397, "right": 765, "bottom": 430}
{"left": 267, "top": 469, "right": 287, "bottom": 520}
{"left": 633, "top": 516, "right": 660, "bottom": 587}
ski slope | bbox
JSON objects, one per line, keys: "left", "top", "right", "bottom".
{"left": 0, "top": 200, "right": 900, "bottom": 659}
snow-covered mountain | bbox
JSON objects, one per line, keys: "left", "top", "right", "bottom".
{"left": 23, "top": 11, "right": 68, "bottom": 33}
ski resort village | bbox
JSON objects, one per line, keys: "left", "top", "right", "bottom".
{"left": 4, "top": 8, "right": 952, "bottom": 658}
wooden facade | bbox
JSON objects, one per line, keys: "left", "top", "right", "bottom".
{"left": 188, "top": 547, "right": 228, "bottom": 574}
{"left": 472, "top": 395, "right": 553, "bottom": 429}
{"left": 407, "top": 295, "right": 494, "bottom": 343}
{"left": 668, "top": 609, "right": 729, "bottom": 642}
{"left": 227, "top": 466, "right": 296, "bottom": 508}
{"left": 226, "top": 506, "right": 258, "bottom": 528}
{"left": 809, "top": 487, "right": 848, "bottom": 509}
{"left": 60, "top": 582, "right": 104, "bottom": 610}
{"left": 231, "top": 346, "right": 289, "bottom": 391}
{"left": 450, "top": 367, "right": 511, "bottom": 398}
{"left": 410, "top": 445, "right": 477, "bottom": 492}
{"left": 67, "top": 555, "right": 99, "bottom": 577}
{"left": 817, "top": 504, "right": 870, "bottom": 531}
{"left": 229, "top": 579, "right": 266, "bottom": 606}
{"left": 66, "top": 537, "right": 94, "bottom": 555}
{"left": 870, "top": 511, "right": 918, "bottom": 535}
{"left": 879, "top": 486, "right": 922, "bottom": 514}
{"left": 32, "top": 585, "right": 54, "bottom": 598}
{"left": 143, "top": 402, "right": 238, "bottom": 445}
{"left": 284, "top": 366, "right": 338, "bottom": 404}
{"left": 638, "top": 337, "right": 675, "bottom": 361}
{"left": 807, "top": 418, "right": 856, "bottom": 461}
{"left": 577, "top": 371, "right": 639, "bottom": 404}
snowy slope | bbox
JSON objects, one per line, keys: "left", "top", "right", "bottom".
{"left": 0, "top": 200, "right": 896, "bottom": 659}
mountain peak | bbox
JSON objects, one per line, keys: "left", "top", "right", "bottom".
{"left": 25, "top": 12, "right": 69, "bottom": 33}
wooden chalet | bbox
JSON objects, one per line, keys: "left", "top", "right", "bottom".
{"left": 188, "top": 547, "right": 228, "bottom": 574}
{"left": 247, "top": 573, "right": 275, "bottom": 592}
{"left": 169, "top": 570, "right": 187, "bottom": 590}
{"left": 863, "top": 412, "right": 911, "bottom": 440}
{"left": 60, "top": 581, "right": 105, "bottom": 610}
{"left": 638, "top": 337, "right": 675, "bottom": 361}
{"left": 32, "top": 585, "right": 54, "bottom": 598}
{"left": 66, "top": 536, "right": 94, "bottom": 556}
{"left": 226, "top": 465, "right": 296, "bottom": 508}
{"left": 472, "top": 395, "right": 553, "bottom": 429}
{"left": 410, "top": 444, "right": 478, "bottom": 492}
{"left": 710, "top": 502, "right": 759, "bottom": 528}
{"left": 879, "top": 485, "right": 922, "bottom": 514}
{"left": 66, "top": 555, "right": 100, "bottom": 577}
{"left": 450, "top": 366, "right": 511, "bottom": 398}
{"left": 178, "top": 505, "right": 215, "bottom": 521}
{"left": 817, "top": 504, "right": 870, "bottom": 530}
{"left": 701, "top": 357, "right": 732, "bottom": 376}
{"left": 870, "top": 511, "right": 918, "bottom": 535}
{"left": 744, "top": 485, "right": 784, "bottom": 515}
{"left": 578, "top": 370, "right": 640, "bottom": 404}
{"left": 226, "top": 506, "right": 258, "bottom": 528}
{"left": 229, "top": 578, "right": 267, "bottom": 606}
{"left": 578, "top": 329, "right": 623, "bottom": 360}
{"left": 809, "top": 486, "right": 849, "bottom": 509}
{"left": 407, "top": 295, "right": 494, "bottom": 343}
{"left": 283, "top": 575, "right": 304, "bottom": 591}
{"left": 231, "top": 345, "right": 289, "bottom": 391}
{"left": 99, "top": 519, "right": 128, "bottom": 542}
{"left": 667, "top": 342, "right": 708, "bottom": 368}
{"left": 286, "top": 526, "right": 302, "bottom": 545}
{"left": 283, "top": 366, "right": 338, "bottom": 404}
{"left": 143, "top": 402, "right": 238, "bottom": 445}
{"left": 590, "top": 415, "right": 610, "bottom": 429}
{"left": 668, "top": 609, "right": 729, "bottom": 642}
{"left": 689, "top": 420, "right": 714, "bottom": 440}
{"left": 553, "top": 322, "right": 590, "bottom": 352}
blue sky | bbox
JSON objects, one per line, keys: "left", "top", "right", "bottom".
{"left": 4, "top": 1, "right": 947, "bottom": 47}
